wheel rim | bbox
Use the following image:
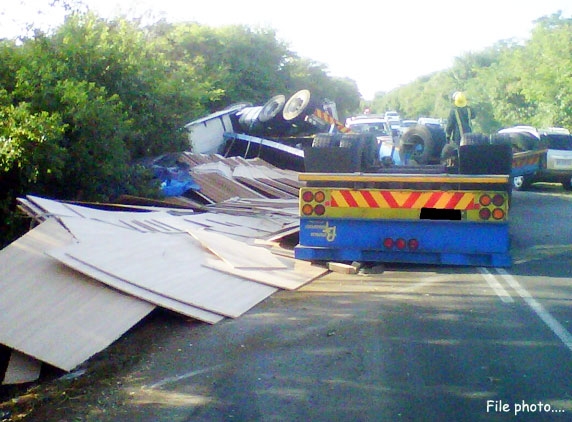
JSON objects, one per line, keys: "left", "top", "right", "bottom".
{"left": 412, "top": 141, "right": 424, "bottom": 159}
{"left": 513, "top": 176, "right": 524, "bottom": 189}
{"left": 258, "top": 95, "right": 286, "bottom": 122}
{"left": 283, "top": 89, "right": 311, "bottom": 121}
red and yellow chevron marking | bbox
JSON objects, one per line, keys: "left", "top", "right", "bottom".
{"left": 312, "top": 109, "right": 350, "bottom": 133}
{"left": 329, "top": 190, "right": 478, "bottom": 210}
{"left": 513, "top": 154, "right": 540, "bottom": 168}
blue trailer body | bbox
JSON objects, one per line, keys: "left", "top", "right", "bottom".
{"left": 295, "top": 218, "right": 511, "bottom": 267}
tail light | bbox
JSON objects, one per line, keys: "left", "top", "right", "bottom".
{"left": 314, "top": 204, "right": 326, "bottom": 216}
{"left": 492, "top": 194, "right": 505, "bottom": 206}
{"left": 301, "top": 190, "right": 326, "bottom": 216}
{"left": 492, "top": 208, "right": 505, "bottom": 220}
{"left": 479, "top": 208, "right": 491, "bottom": 220}
{"left": 302, "top": 191, "right": 314, "bottom": 202}
{"left": 478, "top": 193, "right": 506, "bottom": 221}
{"left": 479, "top": 194, "right": 491, "bottom": 206}
{"left": 384, "top": 237, "right": 419, "bottom": 251}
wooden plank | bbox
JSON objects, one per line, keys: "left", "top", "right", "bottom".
{"left": 187, "top": 228, "right": 287, "bottom": 270}
{"left": 51, "top": 217, "right": 277, "bottom": 318}
{"left": 2, "top": 351, "right": 42, "bottom": 385}
{"left": 190, "top": 172, "right": 263, "bottom": 203}
{"left": 0, "top": 218, "right": 155, "bottom": 371}
{"left": 234, "top": 176, "right": 290, "bottom": 198}
{"left": 203, "top": 256, "right": 328, "bottom": 290}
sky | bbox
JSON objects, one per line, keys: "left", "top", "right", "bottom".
{"left": 2, "top": 0, "right": 572, "bottom": 99}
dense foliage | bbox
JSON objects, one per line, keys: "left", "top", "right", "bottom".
{"left": 369, "top": 12, "right": 572, "bottom": 134}
{"left": 0, "top": 12, "right": 360, "bottom": 246}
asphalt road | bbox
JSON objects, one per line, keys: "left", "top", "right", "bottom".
{"left": 12, "top": 185, "right": 572, "bottom": 421}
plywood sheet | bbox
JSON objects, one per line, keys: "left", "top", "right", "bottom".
{"left": 27, "top": 196, "right": 182, "bottom": 234}
{"left": 51, "top": 217, "right": 277, "bottom": 318}
{"left": 187, "top": 228, "right": 287, "bottom": 270}
{"left": 26, "top": 195, "right": 86, "bottom": 218}
{"left": 2, "top": 351, "right": 42, "bottom": 385}
{"left": 48, "top": 250, "right": 224, "bottom": 324}
{"left": 203, "top": 256, "right": 328, "bottom": 290}
{"left": 0, "top": 218, "right": 155, "bottom": 371}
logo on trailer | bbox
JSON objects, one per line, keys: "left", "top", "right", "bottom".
{"left": 304, "top": 221, "right": 337, "bottom": 242}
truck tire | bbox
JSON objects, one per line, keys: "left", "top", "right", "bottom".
{"left": 237, "top": 106, "right": 264, "bottom": 134}
{"left": 305, "top": 133, "right": 360, "bottom": 173}
{"left": 312, "top": 133, "right": 341, "bottom": 148}
{"left": 283, "top": 89, "right": 314, "bottom": 121}
{"left": 399, "top": 124, "right": 445, "bottom": 164}
{"left": 491, "top": 132, "right": 536, "bottom": 152}
{"left": 339, "top": 133, "right": 361, "bottom": 148}
{"left": 561, "top": 176, "right": 572, "bottom": 191}
{"left": 461, "top": 133, "right": 489, "bottom": 145}
{"left": 339, "top": 133, "right": 378, "bottom": 170}
{"left": 258, "top": 95, "right": 286, "bottom": 122}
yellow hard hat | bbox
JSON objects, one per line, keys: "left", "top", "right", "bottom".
{"left": 453, "top": 91, "right": 467, "bottom": 107}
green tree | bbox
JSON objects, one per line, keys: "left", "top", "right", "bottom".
{"left": 517, "top": 13, "right": 572, "bottom": 128}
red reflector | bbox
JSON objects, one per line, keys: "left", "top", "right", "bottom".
{"left": 383, "top": 238, "right": 394, "bottom": 248}
{"left": 479, "top": 208, "right": 491, "bottom": 220}
{"left": 492, "top": 194, "right": 505, "bottom": 206}
{"left": 314, "top": 204, "right": 326, "bottom": 216}
{"left": 396, "top": 238, "right": 406, "bottom": 249}
{"left": 408, "top": 239, "right": 419, "bottom": 250}
{"left": 302, "top": 191, "right": 314, "bottom": 202}
{"left": 479, "top": 194, "right": 492, "bottom": 206}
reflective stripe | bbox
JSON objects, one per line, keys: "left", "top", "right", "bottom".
{"left": 329, "top": 190, "right": 478, "bottom": 210}
{"left": 454, "top": 107, "right": 472, "bottom": 139}
{"left": 299, "top": 173, "right": 509, "bottom": 184}
{"left": 313, "top": 109, "right": 350, "bottom": 133}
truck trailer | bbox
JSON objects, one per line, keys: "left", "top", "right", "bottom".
{"left": 295, "top": 129, "right": 513, "bottom": 267}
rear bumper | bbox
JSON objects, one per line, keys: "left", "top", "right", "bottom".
{"left": 295, "top": 218, "right": 511, "bottom": 267}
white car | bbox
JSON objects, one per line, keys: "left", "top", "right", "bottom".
{"left": 384, "top": 111, "right": 400, "bottom": 121}
{"left": 346, "top": 117, "right": 392, "bottom": 143}
{"left": 417, "top": 117, "right": 443, "bottom": 127}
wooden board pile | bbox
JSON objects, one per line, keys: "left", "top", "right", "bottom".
{"left": 0, "top": 154, "right": 327, "bottom": 385}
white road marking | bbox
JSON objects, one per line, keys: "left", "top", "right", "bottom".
{"left": 479, "top": 267, "right": 514, "bottom": 303}
{"left": 496, "top": 268, "right": 572, "bottom": 353}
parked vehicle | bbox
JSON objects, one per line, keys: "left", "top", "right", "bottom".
{"left": 384, "top": 110, "right": 400, "bottom": 121}
{"left": 496, "top": 126, "right": 572, "bottom": 190}
{"left": 345, "top": 116, "right": 392, "bottom": 144}
{"left": 417, "top": 117, "right": 443, "bottom": 127}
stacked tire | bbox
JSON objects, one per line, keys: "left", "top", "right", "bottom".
{"left": 307, "top": 133, "right": 378, "bottom": 172}
{"left": 399, "top": 124, "right": 446, "bottom": 165}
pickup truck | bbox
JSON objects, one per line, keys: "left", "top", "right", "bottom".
{"left": 497, "top": 126, "right": 572, "bottom": 191}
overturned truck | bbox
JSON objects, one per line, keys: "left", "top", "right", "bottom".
{"left": 296, "top": 123, "right": 514, "bottom": 267}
